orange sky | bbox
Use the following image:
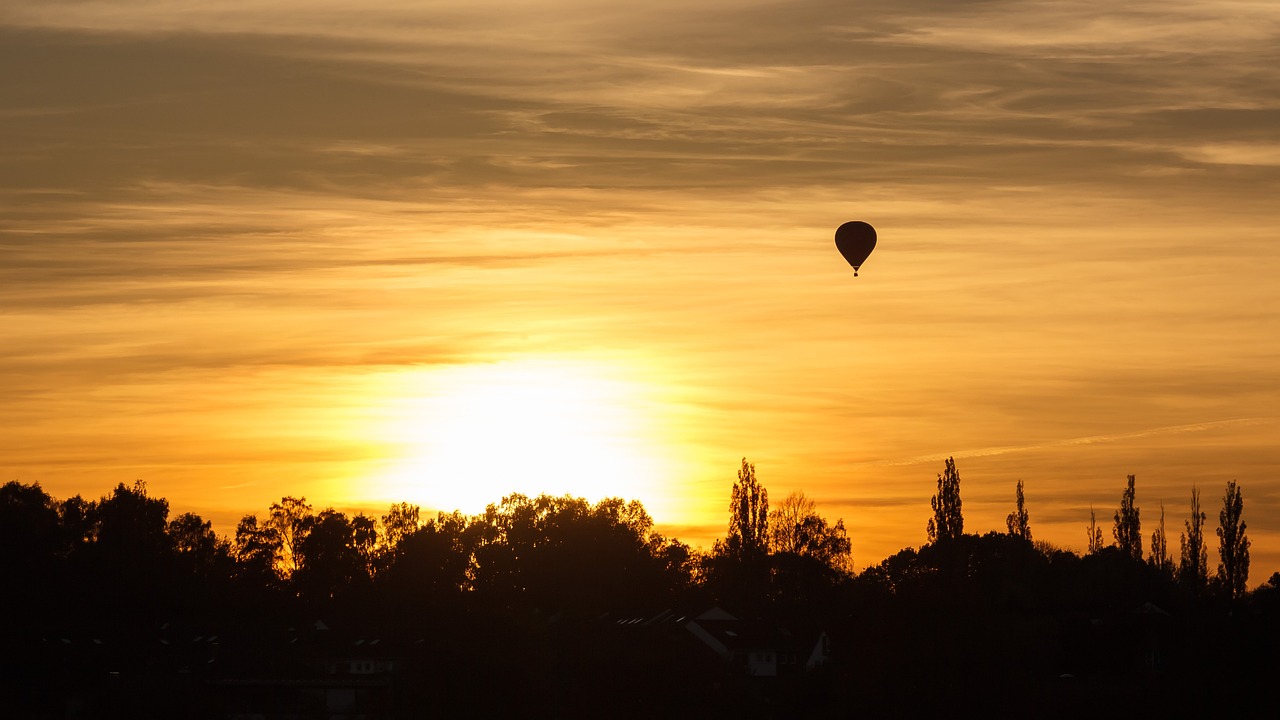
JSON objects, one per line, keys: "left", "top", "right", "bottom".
{"left": 3, "top": 1, "right": 1278, "bottom": 578}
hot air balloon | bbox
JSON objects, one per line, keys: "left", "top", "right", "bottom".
{"left": 835, "top": 221, "right": 876, "bottom": 276}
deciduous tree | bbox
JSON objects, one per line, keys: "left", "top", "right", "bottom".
{"left": 0, "top": 481, "right": 61, "bottom": 567}
{"left": 769, "top": 491, "right": 817, "bottom": 554}
{"left": 89, "top": 481, "right": 174, "bottom": 618}
{"left": 0, "top": 482, "right": 63, "bottom": 614}
{"left": 233, "top": 514, "right": 281, "bottom": 584}
{"left": 266, "top": 496, "right": 312, "bottom": 575}
{"left": 768, "top": 491, "right": 853, "bottom": 573}
{"left": 294, "top": 508, "right": 370, "bottom": 599}
{"left": 168, "top": 512, "right": 229, "bottom": 579}
{"left": 380, "top": 502, "right": 421, "bottom": 557}
{"left": 352, "top": 513, "right": 378, "bottom": 576}
{"left": 59, "top": 494, "right": 96, "bottom": 549}
{"left": 95, "top": 480, "right": 172, "bottom": 562}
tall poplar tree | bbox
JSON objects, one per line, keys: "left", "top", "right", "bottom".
{"left": 1086, "top": 505, "right": 1104, "bottom": 555}
{"left": 1149, "top": 501, "right": 1173, "bottom": 574}
{"left": 1179, "top": 487, "right": 1208, "bottom": 591}
{"left": 1112, "top": 474, "right": 1142, "bottom": 561}
{"left": 1005, "top": 479, "right": 1031, "bottom": 541}
{"left": 926, "top": 457, "right": 963, "bottom": 544}
{"left": 725, "top": 457, "right": 768, "bottom": 558}
{"left": 1216, "top": 479, "right": 1250, "bottom": 600}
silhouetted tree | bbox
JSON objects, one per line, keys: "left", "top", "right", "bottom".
{"left": 1112, "top": 474, "right": 1141, "bottom": 561}
{"left": 927, "top": 457, "right": 962, "bottom": 544}
{"left": 770, "top": 491, "right": 816, "bottom": 551}
{"left": 293, "top": 508, "right": 371, "bottom": 600}
{"left": 1, "top": 481, "right": 61, "bottom": 564}
{"left": 168, "top": 511, "right": 230, "bottom": 580}
{"left": 768, "top": 491, "right": 853, "bottom": 573}
{"left": 860, "top": 546, "right": 931, "bottom": 596}
{"left": 379, "top": 501, "right": 421, "bottom": 559}
{"left": 59, "top": 494, "right": 96, "bottom": 550}
{"left": 85, "top": 481, "right": 175, "bottom": 620}
{"left": 352, "top": 512, "right": 377, "bottom": 575}
{"left": 1005, "top": 479, "right": 1031, "bottom": 541}
{"left": 1086, "top": 505, "right": 1104, "bottom": 555}
{"left": 656, "top": 536, "right": 695, "bottom": 594}
{"left": 722, "top": 457, "right": 768, "bottom": 558}
{"left": 810, "top": 516, "right": 854, "bottom": 571}
{"left": 1215, "top": 479, "right": 1250, "bottom": 600}
{"left": 594, "top": 496, "right": 693, "bottom": 604}
{"left": 375, "top": 509, "right": 479, "bottom": 621}
{"left": 0, "top": 482, "right": 63, "bottom": 618}
{"left": 1260, "top": 572, "right": 1280, "bottom": 598}
{"left": 232, "top": 513, "right": 281, "bottom": 585}
{"left": 469, "top": 493, "right": 682, "bottom": 614}
{"left": 1148, "top": 501, "right": 1173, "bottom": 575}
{"left": 95, "top": 480, "right": 171, "bottom": 556}
{"left": 1179, "top": 486, "right": 1208, "bottom": 591}
{"left": 266, "top": 496, "right": 312, "bottom": 575}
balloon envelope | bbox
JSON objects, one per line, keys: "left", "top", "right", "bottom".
{"left": 835, "top": 221, "right": 876, "bottom": 275}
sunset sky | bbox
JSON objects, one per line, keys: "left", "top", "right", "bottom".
{"left": 3, "top": 1, "right": 1278, "bottom": 576}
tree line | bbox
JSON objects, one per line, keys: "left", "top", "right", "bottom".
{"left": 0, "top": 460, "right": 1271, "bottom": 623}
{"left": 928, "top": 463, "right": 1255, "bottom": 599}
{"left": 2, "top": 459, "right": 1277, "bottom": 716}
{"left": 1, "top": 460, "right": 1271, "bottom": 620}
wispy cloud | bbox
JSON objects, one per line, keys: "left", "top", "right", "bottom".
{"left": 882, "top": 417, "right": 1277, "bottom": 467}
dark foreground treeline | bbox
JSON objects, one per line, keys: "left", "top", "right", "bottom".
{"left": 2, "top": 467, "right": 1278, "bottom": 719}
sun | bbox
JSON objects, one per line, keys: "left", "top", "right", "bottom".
{"left": 368, "top": 357, "right": 677, "bottom": 516}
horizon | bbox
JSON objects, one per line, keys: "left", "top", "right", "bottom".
{"left": 27, "top": 466, "right": 1275, "bottom": 583}
{"left": 4, "top": 1, "right": 1278, "bottom": 579}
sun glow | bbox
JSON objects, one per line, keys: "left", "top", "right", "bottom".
{"left": 369, "top": 357, "right": 679, "bottom": 517}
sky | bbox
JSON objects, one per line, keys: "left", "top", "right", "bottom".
{"left": 3, "top": 0, "right": 1278, "bottom": 577}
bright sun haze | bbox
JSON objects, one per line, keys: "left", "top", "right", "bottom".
{"left": 368, "top": 357, "right": 679, "bottom": 517}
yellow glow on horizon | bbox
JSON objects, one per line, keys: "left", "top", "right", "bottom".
{"left": 366, "top": 357, "right": 682, "bottom": 518}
